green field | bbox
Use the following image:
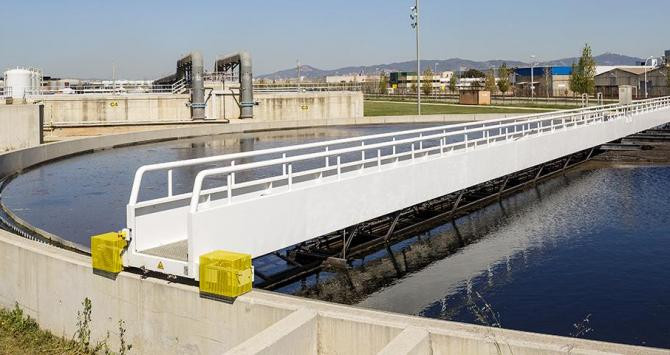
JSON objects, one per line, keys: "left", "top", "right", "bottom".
{"left": 364, "top": 100, "right": 553, "bottom": 117}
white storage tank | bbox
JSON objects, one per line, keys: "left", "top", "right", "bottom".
{"left": 4, "top": 68, "right": 34, "bottom": 99}
{"left": 30, "top": 68, "right": 42, "bottom": 94}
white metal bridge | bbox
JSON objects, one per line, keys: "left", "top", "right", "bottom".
{"left": 123, "top": 97, "right": 670, "bottom": 280}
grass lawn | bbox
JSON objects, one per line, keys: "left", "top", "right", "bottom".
{"left": 364, "top": 100, "right": 553, "bottom": 117}
{"left": 0, "top": 306, "right": 80, "bottom": 354}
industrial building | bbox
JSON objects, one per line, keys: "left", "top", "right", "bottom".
{"left": 388, "top": 71, "right": 454, "bottom": 94}
{"left": 595, "top": 50, "right": 670, "bottom": 98}
{"left": 513, "top": 66, "right": 573, "bottom": 97}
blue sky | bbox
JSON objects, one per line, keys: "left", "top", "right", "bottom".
{"left": 1, "top": 0, "right": 667, "bottom": 79}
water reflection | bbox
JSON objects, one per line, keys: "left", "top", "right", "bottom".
{"left": 359, "top": 166, "right": 670, "bottom": 348}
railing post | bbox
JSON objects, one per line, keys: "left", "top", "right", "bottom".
{"left": 337, "top": 156, "right": 341, "bottom": 180}
{"left": 167, "top": 169, "right": 173, "bottom": 197}
{"left": 377, "top": 149, "right": 382, "bottom": 171}
{"left": 288, "top": 163, "right": 293, "bottom": 190}
{"left": 227, "top": 174, "right": 233, "bottom": 205}
{"left": 325, "top": 146, "right": 329, "bottom": 167}
{"left": 230, "top": 160, "right": 236, "bottom": 185}
{"left": 282, "top": 153, "right": 287, "bottom": 176}
{"left": 361, "top": 142, "right": 365, "bottom": 162}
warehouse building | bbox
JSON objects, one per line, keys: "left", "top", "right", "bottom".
{"left": 514, "top": 66, "right": 573, "bottom": 97}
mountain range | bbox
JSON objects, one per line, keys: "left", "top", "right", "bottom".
{"left": 258, "top": 53, "right": 644, "bottom": 79}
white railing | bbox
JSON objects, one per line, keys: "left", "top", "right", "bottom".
{"left": 170, "top": 78, "right": 187, "bottom": 94}
{"left": 128, "top": 97, "right": 670, "bottom": 217}
{"left": 253, "top": 83, "right": 363, "bottom": 93}
{"left": 23, "top": 84, "right": 180, "bottom": 96}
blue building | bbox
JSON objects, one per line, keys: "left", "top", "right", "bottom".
{"left": 514, "top": 66, "right": 573, "bottom": 97}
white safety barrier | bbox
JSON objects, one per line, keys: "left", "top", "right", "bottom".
{"left": 125, "top": 97, "right": 670, "bottom": 279}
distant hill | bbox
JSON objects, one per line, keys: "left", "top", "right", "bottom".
{"left": 258, "top": 53, "right": 644, "bottom": 79}
{"left": 541, "top": 53, "right": 643, "bottom": 67}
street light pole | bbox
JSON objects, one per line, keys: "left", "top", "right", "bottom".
{"left": 296, "top": 59, "right": 301, "bottom": 93}
{"left": 410, "top": 1, "right": 420, "bottom": 115}
{"left": 530, "top": 55, "right": 536, "bottom": 101}
{"left": 644, "top": 56, "right": 654, "bottom": 99}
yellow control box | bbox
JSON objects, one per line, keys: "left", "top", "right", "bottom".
{"left": 199, "top": 250, "right": 253, "bottom": 299}
{"left": 91, "top": 231, "right": 127, "bottom": 274}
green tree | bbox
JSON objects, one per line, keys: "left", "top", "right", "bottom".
{"left": 497, "top": 63, "right": 511, "bottom": 94}
{"left": 422, "top": 68, "right": 434, "bottom": 96}
{"left": 378, "top": 72, "right": 388, "bottom": 94}
{"left": 484, "top": 69, "right": 497, "bottom": 93}
{"left": 449, "top": 75, "right": 458, "bottom": 93}
{"left": 569, "top": 44, "right": 597, "bottom": 95}
{"left": 569, "top": 63, "right": 581, "bottom": 94}
{"left": 462, "top": 68, "right": 486, "bottom": 78}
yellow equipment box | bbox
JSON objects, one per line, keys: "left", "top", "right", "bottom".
{"left": 199, "top": 250, "right": 253, "bottom": 299}
{"left": 91, "top": 231, "right": 127, "bottom": 274}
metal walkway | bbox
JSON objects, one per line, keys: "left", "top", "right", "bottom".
{"left": 123, "top": 97, "right": 670, "bottom": 280}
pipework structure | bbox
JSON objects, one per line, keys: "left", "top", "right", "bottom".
{"left": 154, "top": 51, "right": 206, "bottom": 120}
{"left": 215, "top": 52, "right": 254, "bottom": 119}
{"left": 177, "top": 52, "right": 206, "bottom": 120}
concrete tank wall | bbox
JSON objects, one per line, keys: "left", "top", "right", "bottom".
{"left": 37, "top": 92, "right": 364, "bottom": 126}
{"left": 213, "top": 91, "right": 364, "bottom": 122}
{"left": 0, "top": 104, "right": 42, "bottom": 152}
{"left": 0, "top": 230, "right": 664, "bottom": 355}
{"left": 40, "top": 94, "right": 192, "bottom": 125}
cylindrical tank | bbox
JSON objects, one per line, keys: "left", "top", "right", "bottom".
{"left": 4, "top": 68, "right": 33, "bottom": 99}
{"left": 30, "top": 69, "right": 42, "bottom": 94}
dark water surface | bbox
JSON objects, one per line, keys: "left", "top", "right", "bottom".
{"left": 2, "top": 124, "right": 435, "bottom": 246}
{"left": 359, "top": 165, "right": 670, "bottom": 348}
{"left": 2, "top": 124, "right": 669, "bottom": 348}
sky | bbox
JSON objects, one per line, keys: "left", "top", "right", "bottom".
{"left": 1, "top": 0, "right": 668, "bottom": 79}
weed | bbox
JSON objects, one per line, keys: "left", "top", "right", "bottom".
{"left": 75, "top": 297, "right": 93, "bottom": 351}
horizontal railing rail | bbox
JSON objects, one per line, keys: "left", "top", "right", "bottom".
{"left": 23, "top": 84, "right": 182, "bottom": 96}
{"left": 127, "top": 97, "right": 670, "bottom": 217}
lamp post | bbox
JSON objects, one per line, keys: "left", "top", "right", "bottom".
{"left": 530, "top": 55, "right": 536, "bottom": 101}
{"left": 644, "top": 56, "right": 654, "bottom": 99}
{"left": 296, "top": 59, "right": 301, "bottom": 93}
{"left": 410, "top": 1, "right": 420, "bottom": 115}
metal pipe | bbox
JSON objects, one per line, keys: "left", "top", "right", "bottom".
{"left": 177, "top": 52, "right": 206, "bottom": 120}
{"left": 215, "top": 51, "right": 254, "bottom": 119}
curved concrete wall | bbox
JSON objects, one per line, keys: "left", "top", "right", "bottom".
{"left": 2, "top": 116, "right": 664, "bottom": 354}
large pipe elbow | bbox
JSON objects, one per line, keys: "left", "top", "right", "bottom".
{"left": 215, "top": 51, "right": 254, "bottom": 119}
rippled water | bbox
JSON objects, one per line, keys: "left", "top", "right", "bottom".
{"left": 359, "top": 165, "right": 670, "bottom": 348}
{"left": 2, "top": 124, "right": 669, "bottom": 348}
